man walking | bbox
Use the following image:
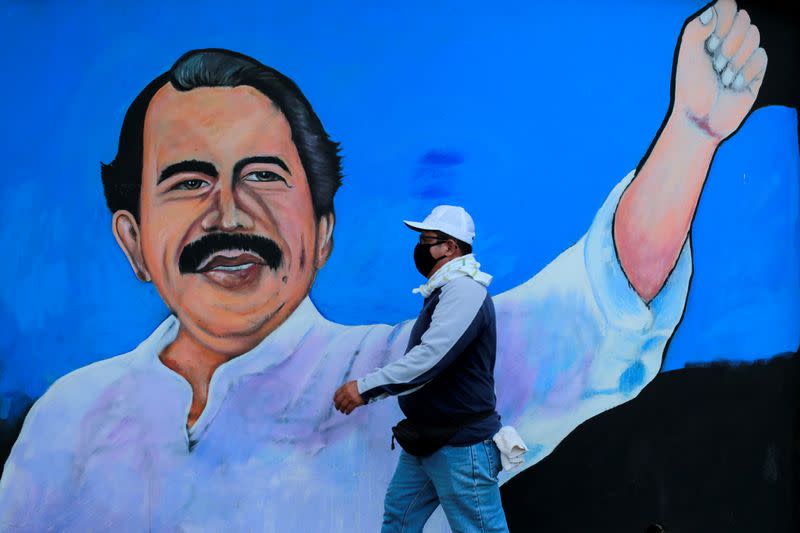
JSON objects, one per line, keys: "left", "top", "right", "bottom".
{"left": 334, "top": 205, "right": 509, "bottom": 532}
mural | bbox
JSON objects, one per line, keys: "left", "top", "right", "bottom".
{"left": 0, "top": 0, "right": 796, "bottom": 531}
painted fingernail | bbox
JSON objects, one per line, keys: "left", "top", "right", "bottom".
{"left": 713, "top": 52, "right": 728, "bottom": 72}
{"left": 700, "top": 7, "right": 714, "bottom": 25}
{"left": 706, "top": 34, "right": 722, "bottom": 53}
{"left": 721, "top": 66, "right": 735, "bottom": 86}
{"left": 733, "top": 73, "right": 745, "bottom": 90}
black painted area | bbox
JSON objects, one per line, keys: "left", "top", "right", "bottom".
{"left": 501, "top": 351, "right": 800, "bottom": 533}
{"left": 738, "top": 0, "right": 799, "bottom": 111}
{"left": 0, "top": 391, "right": 33, "bottom": 478}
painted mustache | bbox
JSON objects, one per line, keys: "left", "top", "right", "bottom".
{"left": 178, "top": 233, "right": 283, "bottom": 274}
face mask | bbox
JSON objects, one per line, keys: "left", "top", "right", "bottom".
{"left": 414, "top": 242, "right": 447, "bottom": 278}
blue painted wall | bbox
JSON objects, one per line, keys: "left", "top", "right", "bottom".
{"left": 0, "top": 0, "right": 797, "bottom": 406}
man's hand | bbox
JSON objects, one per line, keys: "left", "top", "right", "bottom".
{"left": 333, "top": 381, "right": 365, "bottom": 415}
{"left": 673, "top": 0, "right": 768, "bottom": 141}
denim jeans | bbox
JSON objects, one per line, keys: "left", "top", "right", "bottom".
{"left": 381, "top": 439, "right": 509, "bottom": 533}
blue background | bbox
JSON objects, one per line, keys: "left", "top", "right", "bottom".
{"left": 0, "top": 0, "right": 797, "bottom": 409}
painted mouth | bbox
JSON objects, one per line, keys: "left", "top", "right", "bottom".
{"left": 195, "top": 251, "right": 267, "bottom": 290}
{"left": 196, "top": 251, "right": 266, "bottom": 273}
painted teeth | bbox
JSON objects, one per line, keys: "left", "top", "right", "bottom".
{"left": 212, "top": 263, "right": 254, "bottom": 271}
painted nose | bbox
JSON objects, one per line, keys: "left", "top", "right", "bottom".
{"left": 201, "top": 186, "right": 254, "bottom": 232}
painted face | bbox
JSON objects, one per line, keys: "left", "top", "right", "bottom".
{"left": 120, "top": 84, "right": 332, "bottom": 354}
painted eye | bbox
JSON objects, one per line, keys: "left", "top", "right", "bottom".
{"left": 173, "top": 179, "right": 208, "bottom": 191}
{"left": 243, "top": 171, "right": 287, "bottom": 184}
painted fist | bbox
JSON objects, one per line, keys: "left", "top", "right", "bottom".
{"left": 673, "top": 0, "right": 768, "bottom": 141}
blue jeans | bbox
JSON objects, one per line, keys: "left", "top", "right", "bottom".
{"left": 381, "top": 439, "right": 509, "bottom": 533}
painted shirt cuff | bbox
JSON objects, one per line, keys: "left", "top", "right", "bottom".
{"left": 584, "top": 170, "right": 693, "bottom": 334}
{"left": 582, "top": 170, "right": 693, "bottom": 392}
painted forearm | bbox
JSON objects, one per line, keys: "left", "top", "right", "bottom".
{"left": 614, "top": 114, "right": 718, "bottom": 302}
{"left": 615, "top": 0, "right": 768, "bottom": 303}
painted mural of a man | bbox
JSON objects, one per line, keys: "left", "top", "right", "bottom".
{"left": 0, "top": 1, "right": 767, "bottom": 531}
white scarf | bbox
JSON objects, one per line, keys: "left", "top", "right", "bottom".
{"left": 412, "top": 254, "right": 493, "bottom": 298}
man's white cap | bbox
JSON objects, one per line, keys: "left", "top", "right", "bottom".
{"left": 403, "top": 205, "right": 476, "bottom": 244}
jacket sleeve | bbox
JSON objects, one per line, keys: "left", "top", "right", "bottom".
{"left": 357, "top": 277, "right": 488, "bottom": 403}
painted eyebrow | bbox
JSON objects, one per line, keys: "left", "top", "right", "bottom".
{"left": 158, "top": 160, "right": 219, "bottom": 184}
{"left": 233, "top": 156, "right": 292, "bottom": 178}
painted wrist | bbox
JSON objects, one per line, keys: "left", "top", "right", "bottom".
{"left": 667, "top": 112, "right": 722, "bottom": 149}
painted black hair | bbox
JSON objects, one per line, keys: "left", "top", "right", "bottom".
{"left": 100, "top": 48, "right": 342, "bottom": 220}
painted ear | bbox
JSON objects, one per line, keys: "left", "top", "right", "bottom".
{"left": 315, "top": 212, "right": 335, "bottom": 268}
{"left": 112, "top": 210, "right": 152, "bottom": 282}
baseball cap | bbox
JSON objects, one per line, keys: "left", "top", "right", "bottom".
{"left": 403, "top": 205, "right": 476, "bottom": 244}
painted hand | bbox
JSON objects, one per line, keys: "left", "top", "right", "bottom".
{"left": 333, "top": 380, "right": 365, "bottom": 415}
{"left": 673, "top": 0, "right": 768, "bottom": 141}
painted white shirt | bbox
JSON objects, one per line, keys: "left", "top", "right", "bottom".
{"left": 0, "top": 171, "right": 692, "bottom": 532}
